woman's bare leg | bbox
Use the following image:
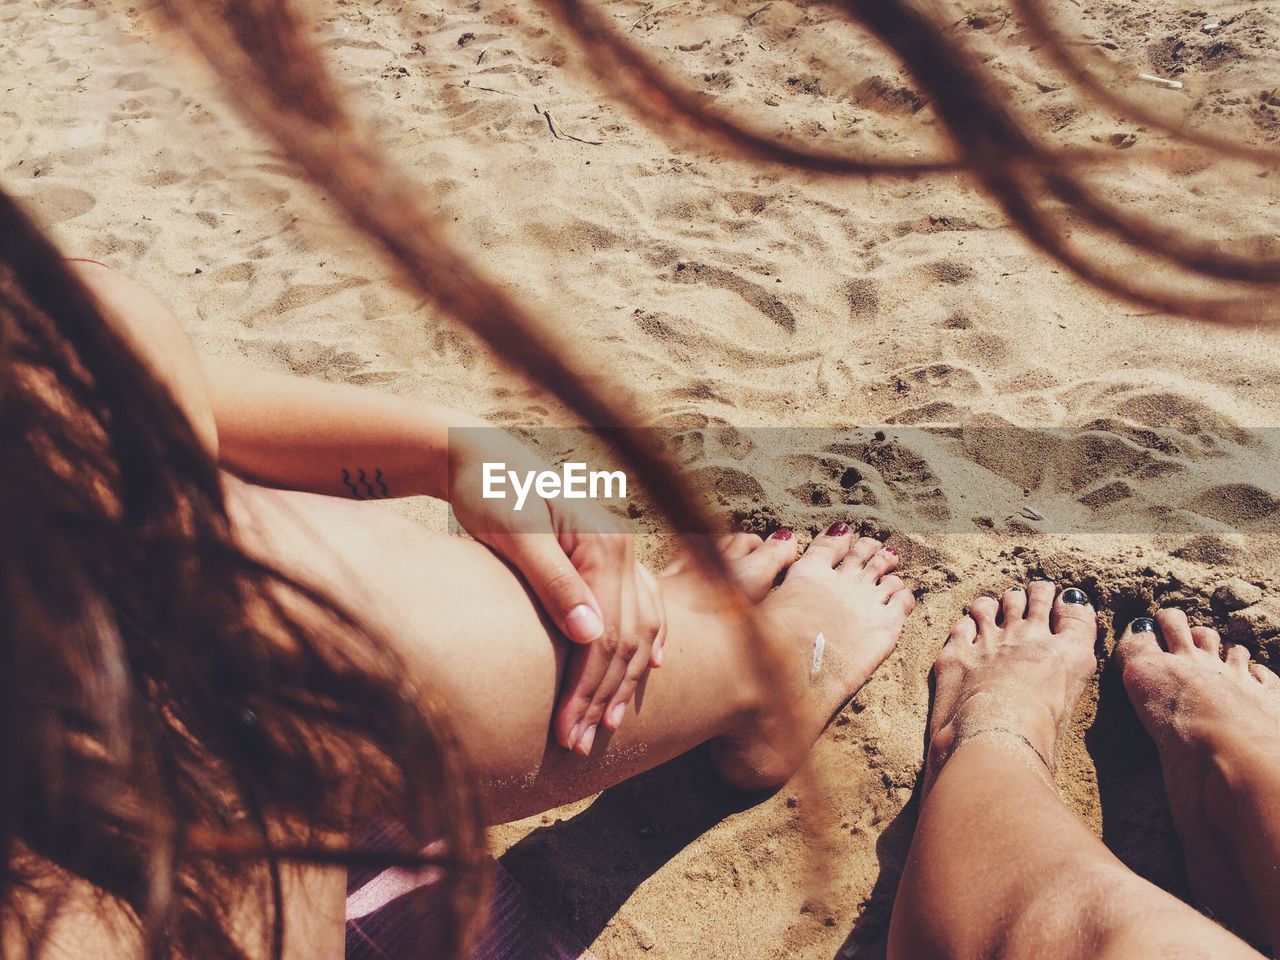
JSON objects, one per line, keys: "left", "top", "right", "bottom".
{"left": 1118, "top": 610, "right": 1280, "bottom": 951}
{"left": 888, "top": 584, "right": 1264, "bottom": 960}
{"left": 227, "top": 483, "right": 916, "bottom": 823}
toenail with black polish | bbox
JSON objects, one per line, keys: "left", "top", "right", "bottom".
{"left": 1061, "top": 588, "right": 1089, "bottom": 605}
{"left": 1131, "top": 618, "right": 1156, "bottom": 633}
{"left": 826, "top": 521, "right": 850, "bottom": 537}
{"left": 1009, "top": 586, "right": 1024, "bottom": 592}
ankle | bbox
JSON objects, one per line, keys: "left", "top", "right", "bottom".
{"left": 1201, "top": 731, "right": 1280, "bottom": 825}
{"left": 675, "top": 608, "right": 771, "bottom": 735}
{"left": 939, "top": 690, "right": 1060, "bottom": 763}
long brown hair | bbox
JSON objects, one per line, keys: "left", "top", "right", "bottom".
{"left": 0, "top": 190, "right": 485, "bottom": 957}
{"left": 3, "top": 0, "right": 1274, "bottom": 957}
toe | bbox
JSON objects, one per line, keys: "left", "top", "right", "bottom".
{"left": 949, "top": 613, "right": 977, "bottom": 644}
{"left": 799, "top": 521, "right": 854, "bottom": 568}
{"left": 1190, "top": 626, "right": 1221, "bottom": 658}
{"left": 734, "top": 532, "right": 798, "bottom": 601}
{"left": 1225, "top": 643, "right": 1251, "bottom": 674}
{"left": 842, "top": 536, "right": 882, "bottom": 569}
{"left": 967, "top": 596, "right": 999, "bottom": 636}
{"left": 1051, "top": 587, "right": 1095, "bottom": 640}
{"left": 862, "top": 544, "right": 900, "bottom": 581}
{"left": 1116, "top": 617, "right": 1160, "bottom": 662}
{"left": 887, "top": 588, "right": 916, "bottom": 619}
{"left": 878, "top": 574, "right": 906, "bottom": 599}
{"left": 1154, "top": 608, "right": 1196, "bottom": 654}
{"left": 1025, "top": 580, "right": 1056, "bottom": 622}
{"left": 722, "top": 532, "right": 763, "bottom": 559}
{"left": 1000, "top": 586, "right": 1027, "bottom": 621}
{"left": 1249, "top": 663, "right": 1277, "bottom": 686}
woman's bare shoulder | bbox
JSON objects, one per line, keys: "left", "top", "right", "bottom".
{"left": 68, "top": 261, "right": 219, "bottom": 457}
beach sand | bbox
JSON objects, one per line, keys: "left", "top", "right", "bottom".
{"left": 4, "top": 0, "right": 1280, "bottom": 956}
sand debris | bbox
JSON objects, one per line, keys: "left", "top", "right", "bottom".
{"left": 1138, "top": 72, "right": 1184, "bottom": 90}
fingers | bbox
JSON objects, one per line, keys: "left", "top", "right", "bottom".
{"left": 558, "top": 552, "right": 664, "bottom": 753}
{"left": 637, "top": 564, "right": 668, "bottom": 668}
{"left": 503, "top": 532, "right": 606, "bottom": 645}
{"left": 551, "top": 536, "right": 626, "bottom": 751}
{"left": 579, "top": 572, "right": 644, "bottom": 744}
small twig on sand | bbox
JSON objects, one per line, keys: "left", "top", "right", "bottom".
{"left": 745, "top": 2, "right": 772, "bottom": 22}
{"left": 630, "top": 1, "right": 681, "bottom": 32}
{"left": 534, "top": 104, "right": 603, "bottom": 145}
{"left": 476, "top": 48, "right": 487, "bottom": 65}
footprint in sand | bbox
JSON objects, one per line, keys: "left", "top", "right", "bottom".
{"left": 669, "top": 260, "right": 796, "bottom": 333}
{"left": 19, "top": 182, "right": 95, "bottom": 225}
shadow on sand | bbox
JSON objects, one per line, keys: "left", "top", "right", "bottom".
{"left": 499, "top": 748, "right": 763, "bottom": 947}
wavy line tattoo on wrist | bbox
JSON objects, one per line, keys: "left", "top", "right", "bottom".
{"left": 341, "top": 467, "right": 390, "bottom": 500}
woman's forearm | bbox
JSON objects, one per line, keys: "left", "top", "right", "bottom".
{"left": 204, "top": 359, "right": 481, "bottom": 500}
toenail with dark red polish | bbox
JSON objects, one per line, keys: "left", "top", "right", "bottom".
{"left": 1061, "top": 588, "right": 1089, "bottom": 606}
{"left": 884, "top": 546, "right": 897, "bottom": 555}
{"left": 1131, "top": 618, "right": 1156, "bottom": 633}
{"left": 770, "top": 527, "right": 793, "bottom": 540}
{"left": 826, "top": 521, "right": 850, "bottom": 537}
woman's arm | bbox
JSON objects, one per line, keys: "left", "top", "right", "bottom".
{"left": 205, "top": 358, "right": 471, "bottom": 501}
{"left": 73, "top": 261, "right": 666, "bottom": 751}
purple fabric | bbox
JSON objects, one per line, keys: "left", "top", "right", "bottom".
{"left": 344, "top": 824, "right": 593, "bottom": 960}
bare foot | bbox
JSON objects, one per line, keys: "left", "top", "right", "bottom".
{"left": 706, "top": 523, "right": 916, "bottom": 790}
{"left": 660, "top": 530, "right": 801, "bottom": 610}
{"left": 925, "top": 583, "right": 1097, "bottom": 795}
{"left": 1117, "top": 609, "right": 1280, "bottom": 949}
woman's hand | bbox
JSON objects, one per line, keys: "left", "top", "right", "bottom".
{"left": 448, "top": 431, "right": 665, "bottom": 755}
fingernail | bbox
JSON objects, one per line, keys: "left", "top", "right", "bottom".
{"left": 1061, "top": 587, "right": 1089, "bottom": 606}
{"left": 653, "top": 644, "right": 665, "bottom": 667}
{"left": 568, "top": 720, "right": 583, "bottom": 748}
{"left": 826, "top": 521, "right": 850, "bottom": 537}
{"left": 1131, "top": 617, "right": 1156, "bottom": 633}
{"left": 565, "top": 604, "right": 604, "bottom": 643}
{"left": 607, "top": 702, "right": 628, "bottom": 728}
{"left": 577, "top": 724, "right": 598, "bottom": 755}
{"left": 770, "top": 528, "right": 793, "bottom": 540}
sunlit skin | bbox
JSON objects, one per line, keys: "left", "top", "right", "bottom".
{"left": 890, "top": 585, "right": 1278, "bottom": 960}
{"left": 59, "top": 262, "right": 914, "bottom": 958}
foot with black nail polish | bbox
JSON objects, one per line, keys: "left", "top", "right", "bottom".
{"left": 1118, "top": 609, "right": 1280, "bottom": 950}
{"left": 924, "top": 582, "right": 1098, "bottom": 795}
{"left": 707, "top": 523, "right": 916, "bottom": 790}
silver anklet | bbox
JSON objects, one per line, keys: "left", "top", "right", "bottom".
{"left": 948, "top": 727, "right": 1055, "bottom": 775}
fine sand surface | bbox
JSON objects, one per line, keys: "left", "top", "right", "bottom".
{"left": 5, "top": 0, "right": 1280, "bottom": 956}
